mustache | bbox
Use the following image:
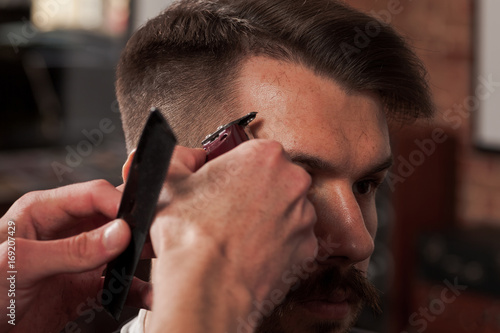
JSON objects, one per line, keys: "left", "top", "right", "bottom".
{"left": 277, "top": 266, "right": 381, "bottom": 315}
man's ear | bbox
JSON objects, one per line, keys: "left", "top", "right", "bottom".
{"left": 122, "top": 149, "right": 136, "bottom": 182}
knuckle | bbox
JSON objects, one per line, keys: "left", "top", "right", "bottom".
{"left": 18, "top": 190, "right": 43, "bottom": 206}
{"left": 9, "top": 190, "right": 46, "bottom": 221}
{"left": 264, "top": 140, "right": 285, "bottom": 157}
{"left": 67, "top": 232, "right": 90, "bottom": 266}
{"left": 87, "top": 179, "right": 112, "bottom": 191}
{"left": 185, "top": 152, "right": 198, "bottom": 171}
{"left": 291, "top": 166, "right": 312, "bottom": 194}
{"left": 262, "top": 139, "right": 284, "bottom": 151}
{"left": 261, "top": 141, "right": 287, "bottom": 167}
{"left": 173, "top": 146, "right": 196, "bottom": 170}
{"left": 246, "top": 139, "right": 284, "bottom": 157}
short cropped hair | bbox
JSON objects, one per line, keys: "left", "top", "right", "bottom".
{"left": 117, "top": 0, "right": 433, "bottom": 151}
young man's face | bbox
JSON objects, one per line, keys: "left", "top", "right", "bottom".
{"left": 236, "top": 57, "right": 392, "bottom": 333}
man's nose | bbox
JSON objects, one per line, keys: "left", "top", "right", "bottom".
{"left": 313, "top": 182, "right": 375, "bottom": 266}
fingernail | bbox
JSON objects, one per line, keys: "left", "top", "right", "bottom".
{"left": 103, "top": 219, "right": 124, "bottom": 253}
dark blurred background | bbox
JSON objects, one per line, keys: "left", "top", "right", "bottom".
{"left": 1, "top": 0, "right": 499, "bottom": 332}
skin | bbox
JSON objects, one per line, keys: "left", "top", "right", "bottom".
{"left": 0, "top": 56, "right": 391, "bottom": 333}
{"left": 143, "top": 56, "right": 392, "bottom": 333}
{"left": 0, "top": 180, "right": 151, "bottom": 333}
{"left": 0, "top": 114, "right": 317, "bottom": 333}
{"left": 238, "top": 57, "right": 392, "bottom": 332}
{"left": 131, "top": 142, "right": 318, "bottom": 333}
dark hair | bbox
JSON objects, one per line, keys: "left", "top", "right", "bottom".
{"left": 117, "top": 0, "right": 433, "bottom": 151}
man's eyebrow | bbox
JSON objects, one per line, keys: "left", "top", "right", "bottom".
{"left": 366, "top": 155, "right": 394, "bottom": 176}
{"left": 288, "top": 152, "right": 393, "bottom": 176}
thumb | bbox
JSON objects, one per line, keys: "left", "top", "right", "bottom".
{"left": 17, "top": 219, "right": 130, "bottom": 282}
{"left": 171, "top": 146, "right": 206, "bottom": 173}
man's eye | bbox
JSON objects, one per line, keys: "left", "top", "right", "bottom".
{"left": 353, "top": 180, "right": 381, "bottom": 195}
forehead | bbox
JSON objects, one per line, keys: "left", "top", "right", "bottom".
{"left": 235, "top": 57, "right": 391, "bottom": 175}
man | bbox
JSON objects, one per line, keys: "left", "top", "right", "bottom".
{"left": 1, "top": 145, "right": 316, "bottom": 333}
{"left": 116, "top": 0, "right": 432, "bottom": 332}
{"left": 0, "top": 0, "right": 433, "bottom": 332}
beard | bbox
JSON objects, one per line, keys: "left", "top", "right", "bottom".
{"left": 254, "top": 266, "right": 381, "bottom": 333}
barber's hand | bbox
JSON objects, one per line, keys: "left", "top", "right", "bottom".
{"left": 0, "top": 180, "right": 150, "bottom": 333}
{"left": 149, "top": 141, "right": 317, "bottom": 332}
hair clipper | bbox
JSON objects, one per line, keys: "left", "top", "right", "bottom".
{"left": 202, "top": 112, "right": 257, "bottom": 160}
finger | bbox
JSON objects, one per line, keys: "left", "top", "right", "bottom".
{"left": 125, "top": 278, "right": 153, "bottom": 310}
{"left": 46, "top": 180, "right": 122, "bottom": 222}
{"left": 116, "top": 183, "right": 125, "bottom": 192}
{"left": 4, "top": 180, "right": 122, "bottom": 237}
{"left": 169, "top": 146, "right": 206, "bottom": 174}
{"left": 16, "top": 219, "right": 130, "bottom": 282}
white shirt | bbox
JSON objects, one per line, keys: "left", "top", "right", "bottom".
{"left": 120, "top": 309, "right": 147, "bottom": 333}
